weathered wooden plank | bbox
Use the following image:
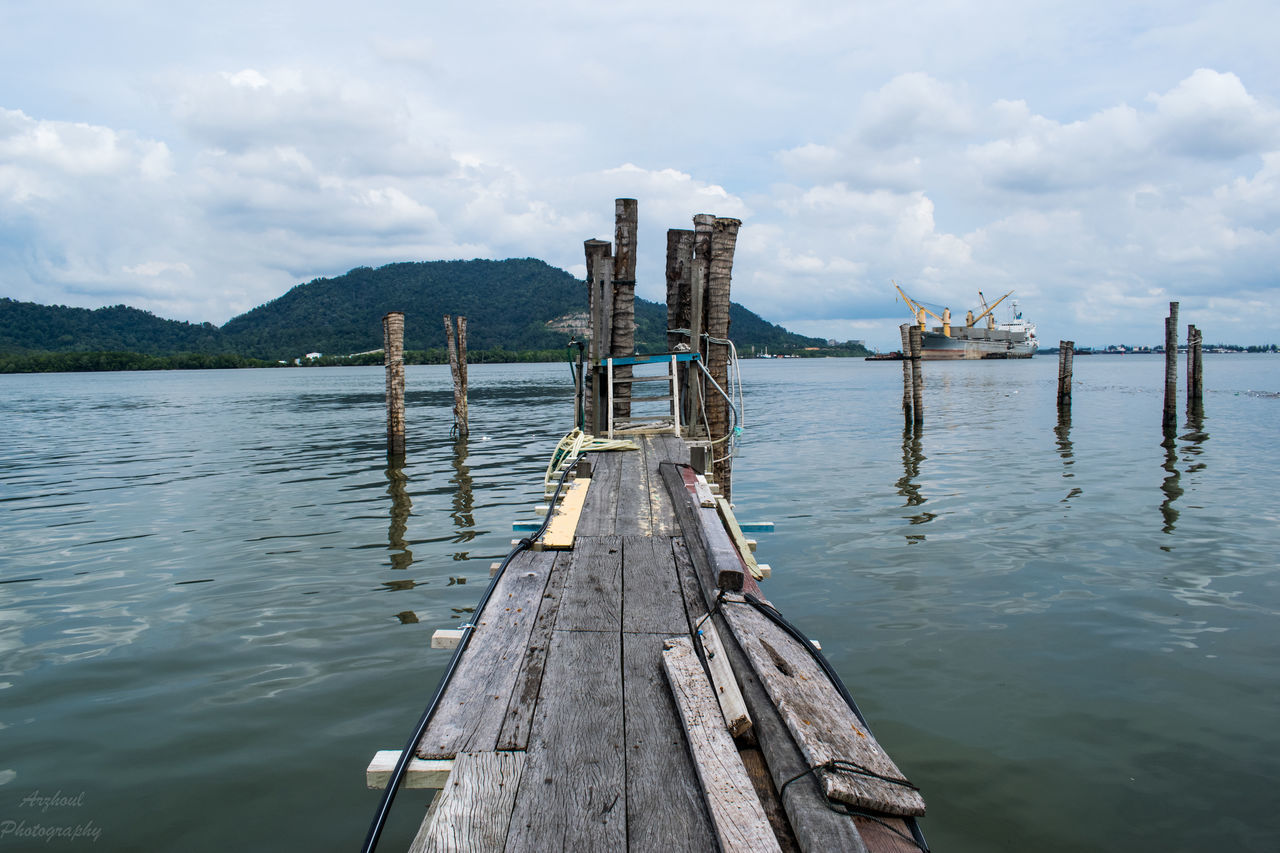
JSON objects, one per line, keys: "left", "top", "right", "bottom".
{"left": 554, "top": 535, "right": 622, "bottom": 632}
{"left": 712, "top": 609, "right": 871, "bottom": 853}
{"left": 662, "top": 636, "right": 781, "bottom": 853}
{"left": 621, "top": 535, "right": 687, "bottom": 634}
{"left": 365, "top": 751, "right": 453, "bottom": 789}
{"left": 717, "top": 497, "right": 764, "bottom": 580}
{"left": 660, "top": 461, "right": 744, "bottom": 591}
{"left": 854, "top": 816, "right": 924, "bottom": 853}
{"left": 504, "top": 630, "right": 625, "bottom": 852}
{"left": 622, "top": 632, "right": 718, "bottom": 852}
{"left": 740, "top": 747, "right": 801, "bottom": 853}
{"left": 416, "top": 550, "right": 557, "bottom": 760}
{"left": 496, "top": 551, "right": 571, "bottom": 750}
{"left": 409, "top": 751, "right": 526, "bottom": 853}
{"left": 613, "top": 446, "right": 651, "bottom": 535}
{"left": 575, "top": 451, "right": 621, "bottom": 536}
{"left": 539, "top": 476, "right": 590, "bottom": 549}
{"left": 642, "top": 434, "right": 686, "bottom": 535}
{"left": 670, "top": 536, "right": 708, "bottom": 631}
{"left": 693, "top": 610, "right": 752, "bottom": 737}
{"left": 722, "top": 602, "right": 926, "bottom": 817}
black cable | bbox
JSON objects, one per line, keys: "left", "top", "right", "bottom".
{"left": 360, "top": 450, "right": 585, "bottom": 853}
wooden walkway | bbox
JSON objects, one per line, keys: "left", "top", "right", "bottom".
{"left": 370, "top": 434, "right": 925, "bottom": 852}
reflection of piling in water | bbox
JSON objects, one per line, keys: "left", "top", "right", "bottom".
{"left": 386, "top": 461, "right": 413, "bottom": 571}
{"left": 444, "top": 315, "right": 469, "bottom": 439}
{"left": 383, "top": 312, "right": 406, "bottom": 458}
{"left": 896, "top": 422, "right": 925, "bottom": 507}
{"left": 908, "top": 326, "right": 924, "bottom": 424}
{"left": 1163, "top": 302, "right": 1179, "bottom": 432}
{"left": 450, "top": 438, "right": 475, "bottom": 541}
{"left": 1057, "top": 340, "right": 1074, "bottom": 410}
{"left": 1160, "top": 433, "right": 1182, "bottom": 534}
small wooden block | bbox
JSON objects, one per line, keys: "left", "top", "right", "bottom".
{"left": 431, "top": 628, "right": 464, "bottom": 650}
{"left": 693, "top": 474, "right": 717, "bottom": 508}
{"left": 757, "top": 564, "right": 772, "bottom": 579}
{"left": 366, "top": 751, "right": 453, "bottom": 789}
{"left": 489, "top": 562, "right": 501, "bottom": 577}
{"left": 811, "top": 639, "right": 821, "bottom": 650}
{"left": 745, "top": 539, "right": 757, "bottom": 552}
{"left": 534, "top": 505, "right": 550, "bottom": 516}
{"left": 738, "top": 521, "right": 775, "bottom": 533}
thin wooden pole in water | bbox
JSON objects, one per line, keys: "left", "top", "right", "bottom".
{"left": 908, "top": 326, "right": 924, "bottom": 424}
{"left": 899, "top": 324, "right": 913, "bottom": 419}
{"left": 383, "top": 311, "right": 406, "bottom": 457}
{"left": 1164, "top": 301, "right": 1179, "bottom": 430}
{"left": 1057, "top": 340, "right": 1074, "bottom": 409}
{"left": 611, "top": 199, "right": 638, "bottom": 422}
{"left": 444, "top": 315, "right": 469, "bottom": 438}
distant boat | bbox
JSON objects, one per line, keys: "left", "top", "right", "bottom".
{"left": 894, "top": 283, "right": 1038, "bottom": 360}
{"left": 864, "top": 352, "right": 904, "bottom": 361}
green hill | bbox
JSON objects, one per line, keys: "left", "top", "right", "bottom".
{"left": 2, "top": 258, "right": 847, "bottom": 363}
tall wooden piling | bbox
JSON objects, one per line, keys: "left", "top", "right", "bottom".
{"left": 584, "top": 239, "right": 614, "bottom": 433}
{"left": 666, "top": 229, "right": 695, "bottom": 352}
{"left": 383, "top": 311, "right": 406, "bottom": 457}
{"left": 908, "top": 326, "right": 924, "bottom": 424}
{"left": 707, "top": 217, "right": 741, "bottom": 499}
{"left": 1164, "top": 301, "right": 1179, "bottom": 429}
{"left": 1057, "top": 340, "right": 1074, "bottom": 409}
{"left": 1187, "top": 324, "right": 1203, "bottom": 416}
{"left": 611, "top": 199, "right": 638, "bottom": 421}
{"left": 898, "top": 324, "right": 913, "bottom": 418}
{"left": 444, "top": 315, "right": 468, "bottom": 438}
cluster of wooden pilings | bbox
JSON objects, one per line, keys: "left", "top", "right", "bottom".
{"left": 382, "top": 312, "right": 471, "bottom": 456}
{"left": 1163, "top": 301, "right": 1205, "bottom": 430}
{"left": 583, "top": 199, "right": 741, "bottom": 498}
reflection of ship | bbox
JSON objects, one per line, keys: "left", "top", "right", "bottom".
{"left": 895, "top": 283, "right": 1038, "bottom": 359}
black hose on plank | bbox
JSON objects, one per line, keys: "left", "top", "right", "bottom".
{"left": 360, "top": 451, "right": 585, "bottom": 853}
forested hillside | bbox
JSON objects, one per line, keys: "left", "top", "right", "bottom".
{"left": 2, "top": 258, "right": 844, "bottom": 363}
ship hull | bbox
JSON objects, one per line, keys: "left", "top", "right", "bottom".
{"left": 920, "top": 328, "right": 1037, "bottom": 360}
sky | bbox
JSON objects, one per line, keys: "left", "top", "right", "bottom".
{"left": 2, "top": 1, "right": 1278, "bottom": 351}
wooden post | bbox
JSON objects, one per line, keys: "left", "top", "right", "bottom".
{"left": 612, "top": 199, "right": 638, "bottom": 422}
{"left": 707, "top": 217, "right": 741, "bottom": 500}
{"left": 1164, "top": 301, "right": 1179, "bottom": 430}
{"left": 444, "top": 315, "right": 468, "bottom": 438}
{"left": 1187, "top": 324, "right": 1203, "bottom": 417}
{"left": 383, "top": 312, "right": 406, "bottom": 457}
{"left": 908, "top": 326, "right": 924, "bottom": 424}
{"left": 1057, "top": 340, "right": 1074, "bottom": 409}
{"left": 584, "top": 239, "right": 613, "bottom": 434}
{"left": 898, "top": 324, "right": 913, "bottom": 419}
{"left": 666, "top": 228, "right": 695, "bottom": 352}
{"left": 689, "top": 215, "right": 713, "bottom": 436}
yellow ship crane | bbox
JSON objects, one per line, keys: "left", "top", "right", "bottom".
{"left": 893, "top": 281, "right": 953, "bottom": 335}
{"left": 968, "top": 290, "right": 1013, "bottom": 329}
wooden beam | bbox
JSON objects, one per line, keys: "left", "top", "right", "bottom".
{"left": 366, "top": 751, "right": 453, "bottom": 789}
{"left": 660, "top": 462, "right": 744, "bottom": 592}
{"left": 717, "top": 497, "right": 763, "bottom": 580}
{"left": 693, "top": 612, "right": 752, "bottom": 737}
{"left": 539, "top": 476, "right": 591, "bottom": 549}
{"left": 408, "top": 751, "right": 526, "bottom": 853}
{"left": 662, "top": 636, "right": 781, "bottom": 853}
{"left": 722, "top": 603, "right": 926, "bottom": 817}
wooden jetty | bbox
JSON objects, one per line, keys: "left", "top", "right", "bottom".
{"left": 365, "top": 201, "right": 926, "bottom": 852}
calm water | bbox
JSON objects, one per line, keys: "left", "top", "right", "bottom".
{"left": 1, "top": 355, "right": 1276, "bottom": 851}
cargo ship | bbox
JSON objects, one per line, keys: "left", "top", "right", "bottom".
{"left": 894, "top": 283, "right": 1038, "bottom": 360}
